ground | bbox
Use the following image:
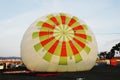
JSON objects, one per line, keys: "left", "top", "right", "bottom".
{"left": 0, "top": 66, "right": 120, "bottom": 80}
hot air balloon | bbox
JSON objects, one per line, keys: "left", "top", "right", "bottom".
{"left": 21, "top": 13, "right": 98, "bottom": 72}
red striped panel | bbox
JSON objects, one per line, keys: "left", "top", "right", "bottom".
{"left": 41, "top": 37, "right": 55, "bottom": 46}
{"left": 39, "top": 32, "right": 53, "bottom": 36}
{"left": 61, "top": 41, "right": 67, "bottom": 56}
{"left": 68, "top": 18, "right": 76, "bottom": 26}
{"left": 72, "top": 25, "right": 83, "bottom": 30}
{"left": 50, "top": 17, "right": 59, "bottom": 25}
{"left": 42, "top": 23, "right": 55, "bottom": 29}
{"left": 69, "top": 41, "right": 79, "bottom": 55}
{"left": 73, "top": 38, "right": 85, "bottom": 48}
{"left": 74, "top": 33, "right": 87, "bottom": 39}
{"left": 61, "top": 16, "right": 66, "bottom": 24}
{"left": 48, "top": 40, "right": 59, "bottom": 54}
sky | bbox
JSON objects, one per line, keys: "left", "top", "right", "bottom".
{"left": 0, "top": 0, "right": 120, "bottom": 57}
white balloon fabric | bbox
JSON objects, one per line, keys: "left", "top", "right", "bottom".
{"left": 21, "top": 13, "right": 98, "bottom": 72}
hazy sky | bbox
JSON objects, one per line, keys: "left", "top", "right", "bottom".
{"left": 0, "top": 0, "right": 120, "bottom": 56}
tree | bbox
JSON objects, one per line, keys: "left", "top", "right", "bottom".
{"left": 106, "top": 52, "right": 114, "bottom": 59}
{"left": 99, "top": 51, "right": 107, "bottom": 59}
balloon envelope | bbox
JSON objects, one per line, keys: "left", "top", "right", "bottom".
{"left": 21, "top": 13, "right": 98, "bottom": 72}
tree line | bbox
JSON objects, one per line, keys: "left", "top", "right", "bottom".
{"left": 99, "top": 42, "right": 120, "bottom": 59}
